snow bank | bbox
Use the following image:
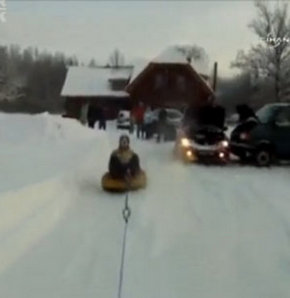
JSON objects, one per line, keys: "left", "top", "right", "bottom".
{"left": 0, "top": 113, "right": 111, "bottom": 193}
{"left": 0, "top": 112, "right": 98, "bottom": 144}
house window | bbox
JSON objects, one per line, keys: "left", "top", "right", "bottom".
{"left": 177, "top": 75, "right": 186, "bottom": 91}
{"left": 154, "top": 74, "right": 164, "bottom": 89}
{"left": 109, "top": 79, "right": 127, "bottom": 91}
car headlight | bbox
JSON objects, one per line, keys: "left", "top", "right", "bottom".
{"left": 186, "top": 150, "right": 193, "bottom": 157}
{"left": 220, "top": 140, "right": 229, "bottom": 148}
{"left": 181, "top": 138, "right": 190, "bottom": 147}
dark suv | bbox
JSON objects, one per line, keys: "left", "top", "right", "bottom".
{"left": 230, "top": 103, "right": 290, "bottom": 166}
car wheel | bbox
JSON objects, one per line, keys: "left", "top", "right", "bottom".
{"left": 255, "top": 148, "right": 272, "bottom": 167}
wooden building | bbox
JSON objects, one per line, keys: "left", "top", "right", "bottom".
{"left": 61, "top": 66, "right": 133, "bottom": 119}
{"left": 61, "top": 47, "right": 214, "bottom": 121}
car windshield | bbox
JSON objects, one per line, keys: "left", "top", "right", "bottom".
{"left": 256, "top": 105, "right": 279, "bottom": 124}
{"left": 167, "top": 110, "right": 181, "bottom": 119}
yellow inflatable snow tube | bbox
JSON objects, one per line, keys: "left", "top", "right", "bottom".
{"left": 102, "top": 170, "right": 147, "bottom": 192}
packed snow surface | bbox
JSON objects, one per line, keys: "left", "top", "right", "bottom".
{"left": 1, "top": 113, "right": 290, "bottom": 298}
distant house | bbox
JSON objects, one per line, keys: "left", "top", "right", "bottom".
{"left": 61, "top": 66, "right": 132, "bottom": 119}
{"left": 61, "top": 47, "right": 214, "bottom": 121}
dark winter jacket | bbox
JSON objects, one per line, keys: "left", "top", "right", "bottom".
{"left": 236, "top": 104, "right": 258, "bottom": 123}
{"left": 158, "top": 109, "right": 167, "bottom": 123}
{"left": 109, "top": 149, "right": 140, "bottom": 179}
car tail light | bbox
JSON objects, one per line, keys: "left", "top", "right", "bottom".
{"left": 240, "top": 132, "right": 250, "bottom": 141}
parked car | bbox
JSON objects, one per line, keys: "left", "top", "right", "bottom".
{"left": 230, "top": 103, "right": 290, "bottom": 166}
{"left": 174, "top": 105, "right": 230, "bottom": 164}
{"left": 146, "top": 108, "right": 183, "bottom": 141}
{"left": 226, "top": 113, "right": 239, "bottom": 125}
{"left": 116, "top": 110, "right": 131, "bottom": 130}
{"left": 151, "top": 108, "right": 183, "bottom": 127}
{"left": 175, "top": 125, "right": 230, "bottom": 163}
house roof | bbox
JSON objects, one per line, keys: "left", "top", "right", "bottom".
{"left": 127, "top": 47, "right": 213, "bottom": 96}
{"left": 128, "top": 46, "right": 210, "bottom": 86}
{"left": 61, "top": 66, "right": 132, "bottom": 97}
{"left": 153, "top": 46, "right": 210, "bottom": 75}
{"left": 129, "top": 59, "right": 149, "bottom": 85}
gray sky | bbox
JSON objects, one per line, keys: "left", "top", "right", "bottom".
{"left": 1, "top": 1, "right": 271, "bottom": 77}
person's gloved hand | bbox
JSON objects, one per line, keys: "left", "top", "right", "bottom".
{"left": 126, "top": 169, "right": 131, "bottom": 177}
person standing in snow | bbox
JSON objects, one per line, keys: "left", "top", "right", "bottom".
{"left": 143, "top": 106, "right": 154, "bottom": 139}
{"left": 109, "top": 135, "right": 141, "bottom": 179}
{"left": 98, "top": 107, "right": 106, "bottom": 130}
{"left": 80, "top": 102, "right": 89, "bottom": 126}
{"left": 236, "top": 104, "right": 258, "bottom": 124}
{"left": 87, "top": 105, "right": 98, "bottom": 128}
{"left": 157, "top": 108, "right": 167, "bottom": 142}
{"left": 132, "top": 102, "right": 145, "bottom": 139}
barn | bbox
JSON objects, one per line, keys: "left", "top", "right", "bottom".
{"left": 61, "top": 47, "right": 214, "bottom": 121}
{"left": 127, "top": 47, "right": 214, "bottom": 109}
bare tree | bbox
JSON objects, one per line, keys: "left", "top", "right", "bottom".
{"left": 108, "top": 49, "right": 125, "bottom": 68}
{"left": 177, "top": 45, "right": 208, "bottom": 64}
{"left": 88, "top": 58, "right": 97, "bottom": 68}
{"left": 0, "top": 43, "right": 80, "bottom": 113}
{"left": 232, "top": 1, "right": 290, "bottom": 102}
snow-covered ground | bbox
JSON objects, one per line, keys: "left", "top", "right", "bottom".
{"left": 0, "top": 113, "right": 290, "bottom": 298}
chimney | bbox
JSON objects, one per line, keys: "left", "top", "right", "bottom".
{"left": 213, "top": 62, "right": 218, "bottom": 91}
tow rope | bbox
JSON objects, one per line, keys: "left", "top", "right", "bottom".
{"left": 117, "top": 188, "right": 131, "bottom": 298}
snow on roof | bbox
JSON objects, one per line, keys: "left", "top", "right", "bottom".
{"left": 61, "top": 66, "right": 132, "bottom": 97}
{"left": 153, "top": 46, "right": 188, "bottom": 64}
{"left": 129, "top": 46, "right": 210, "bottom": 84}
{"left": 129, "top": 59, "right": 149, "bottom": 84}
{"left": 153, "top": 46, "right": 210, "bottom": 75}
{"left": 108, "top": 66, "right": 133, "bottom": 80}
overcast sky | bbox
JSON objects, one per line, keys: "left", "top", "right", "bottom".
{"left": 1, "top": 1, "right": 277, "bottom": 77}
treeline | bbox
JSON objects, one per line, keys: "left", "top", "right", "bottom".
{"left": 0, "top": 44, "right": 80, "bottom": 113}
{"left": 216, "top": 71, "right": 277, "bottom": 115}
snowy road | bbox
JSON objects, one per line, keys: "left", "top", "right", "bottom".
{"left": 1, "top": 114, "right": 290, "bottom": 298}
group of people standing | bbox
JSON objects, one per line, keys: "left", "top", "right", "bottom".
{"left": 131, "top": 102, "right": 168, "bottom": 142}
{"left": 80, "top": 101, "right": 169, "bottom": 141}
{"left": 86, "top": 105, "right": 107, "bottom": 130}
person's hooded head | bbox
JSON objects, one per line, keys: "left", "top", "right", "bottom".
{"left": 119, "top": 134, "right": 130, "bottom": 151}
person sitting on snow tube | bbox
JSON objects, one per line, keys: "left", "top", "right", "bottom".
{"left": 109, "top": 134, "right": 140, "bottom": 179}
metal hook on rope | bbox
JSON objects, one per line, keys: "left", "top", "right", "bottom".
{"left": 122, "top": 194, "right": 131, "bottom": 223}
{"left": 118, "top": 182, "right": 132, "bottom": 298}
{"left": 122, "top": 175, "right": 132, "bottom": 223}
